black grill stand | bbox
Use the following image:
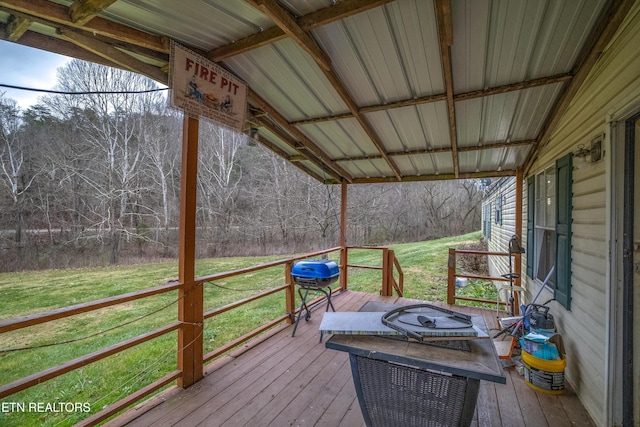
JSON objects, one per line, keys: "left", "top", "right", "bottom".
{"left": 291, "top": 282, "right": 335, "bottom": 339}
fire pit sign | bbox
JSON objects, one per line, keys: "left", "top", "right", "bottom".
{"left": 170, "top": 41, "right": 247, "bottom": 131}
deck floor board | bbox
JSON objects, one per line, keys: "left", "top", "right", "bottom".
{"left": 111, "top": 291, "right": 594, "bottom": 427}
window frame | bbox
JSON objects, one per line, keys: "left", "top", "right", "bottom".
{"left": 526, "top": 153, "right": 573, "bottom": 310}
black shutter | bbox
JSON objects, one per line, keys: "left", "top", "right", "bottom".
{"left": 555, "top": 153, "right": 573, "bottom": 310}
{"left": 526, "top": 176, "right": 535, "bottom": 278}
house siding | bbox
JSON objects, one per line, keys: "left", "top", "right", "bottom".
{"left": 524, "top": 3, "right": 640, "bottom": 425}
{"left": 482, "top": 178, "right": 517, "bottom": 292}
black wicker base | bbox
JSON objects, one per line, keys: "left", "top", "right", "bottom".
{"left": 351, "top": 355, "right": 480, "bottom": 427}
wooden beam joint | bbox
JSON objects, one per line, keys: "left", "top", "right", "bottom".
{"left": 5, "top": 14, "right": 31, "bottom": 41}
{"left": 70, "top": 0, "right": 118, "bottom": 25}
{"left": 248, "top": 0, "right": 332, "bottom": 71}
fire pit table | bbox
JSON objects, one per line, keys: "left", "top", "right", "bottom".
{"left": 325, "top": 301, "right": 506, "bottom": 427}
{"left": 290, "top": 259, "right": 339, "bottom": 337}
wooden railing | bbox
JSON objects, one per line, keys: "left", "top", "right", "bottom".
{"left": 344, "top": 246, "right": 403, "bottom": 297}
{"left": 447, "top": 248, "right": 521, "bottom": 308}
{"left": 0, "top": 245, "right": 402, "bottom": 425}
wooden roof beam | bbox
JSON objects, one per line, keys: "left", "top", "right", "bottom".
{"left": 209, "top": 0, "right": 393, "bottom": 62}
{"left": 8, "top": 30, "right": 122, "bottom": 69}
{"left": 69, "top": 0, "right": 118, "bottom": 26}
{"left": 248, "top": 89, "right": 354, "bottom": 183}
{"left": 290, "top": 73, "right": 572, "bottom": 126}
{"left": 246, "top": 0, "right": 332, "bottom": 71}
{"left": 0, "top": 5, "right": 171, "bottom": 65}
{"left": 319, "top": 61, "right": 403, "bottom": 180}
{"left": 57, "top": 28, "right": 168, "bottom": 84}
{"left": 249, "top": 121, "right": 327, "bottom": 182}
{"left": 4, "top": 14, "right": 31, "bottom": 41}
{"left": 0, "top": 0, "right": 169, "bottom": 53}
{"left": 245, "top": 0, "right": 402, "bottom": 181}
{"left": 351, "top": 169, "right": 516, "bottom": 184}
{"left": 435, "top": 0, "right": 459, "bottom": 179}
{"left": 332, "top": 139, "right": 535, "bottom": 162}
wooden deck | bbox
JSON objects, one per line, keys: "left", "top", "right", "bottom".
{"left": 109, "top": 291, "right": 595, "bottom": 427}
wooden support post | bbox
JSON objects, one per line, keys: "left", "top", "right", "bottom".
{"left": 285, "top": 260, "right": 295, "bottom": 324}
{"left": 178, "top": 115, "right": 203, "bottom": 388}
{"left": 447, "top": 248, "right": 456, "bottom": 305}
{"left": 339, "top": 181, "right": 348, "bottom": 291}
{"left": 514, "top": 168, "right": 524, "bottom": 314}
{"left": 387, "top": 250, "right": 396, "bottom": 296}
{"left": 381, "top": 248, "right": 390, "bottom": 296}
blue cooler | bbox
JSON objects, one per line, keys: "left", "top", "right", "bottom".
{"left": 291, "top": 259, "right": 340, "bottom": 288}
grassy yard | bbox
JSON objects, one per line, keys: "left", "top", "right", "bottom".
{"left": 0, "top": 231, "right": 496, "bottom": 426}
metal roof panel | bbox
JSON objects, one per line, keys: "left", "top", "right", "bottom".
{"left": 456, "top": 83, "right": 565, "bottom": 148}
{"left": 225, "top": 39, "right": 348, "bottom": 121}
{"left": 103, "top": 0, "right": 270, "bottom": 50}
{"left": 364, "top": 102, "right": 451, "bottom": 155}
{"left": 452, "top": 0, "right": 607, "bottom": 93}
{"left": 2, "top": 0, "right": 624, "bottom": 183}
{"left": 314, "top": 0, "right": 443, "bottom": 107}
{"left": 459, "top": 145, "right": 531, "bottom": 175}
{"left": 299, "top": 119, "right": 380, "bottom": 159}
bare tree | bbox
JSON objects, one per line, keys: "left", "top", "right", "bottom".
{"left": 43, "top": 60, "right": 165, "bottom": 263}
{"left": 137, "top": 104, "right": 181, "bottom": 242}
{"left": 0, "top": 96, "right": 40, "bottom": 244}
{"left": 197, "top": 122, "right": 245, "bottom": 253}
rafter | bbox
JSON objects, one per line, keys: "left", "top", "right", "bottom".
{"left": 0, "top": 4, "right": 171, "bottom": 66}
{"left": 319, "top": 59, "right": 403, "bottom": 180}
{"left": 290, "top": 73, "right": 573, "bottom": 126}
{"left": 57, "top": 28, "right": 167, "bottom": 83}
{"left": 4, "top": 14, "right": 30, "bottom": 41}
{"left": 69, "top": 0, "right": 118, "bottom": 26}
{"left": 248, "top": 89, "right": 354, "bottom": 183}
{"left": 246, "top": 0, "right": 332, "bottom": 71}
{"left": 350, "top": 168, "right": 516, "bottom": 184}
{"left": 0, "top": 0, "right": 619, "bottom": 185}
{"left": 0, "top": 0, "right": 168, "bottom": 52}
{"left": 251, "top": 120, "right": 327, "bottom": 183}
{"left": 245, "top": 0, "right": 402, "bottom": 181}
{"left": 12, "top": 30, "right": 122, "bottom": 68}
{"left": 435, "top": 0, "right": 459, "bottom": 178}
{"left": 209, "top": 0, "right": 393, "bottom": 62}
{"left": 331, "top": 139, "right": 535, "bottom": 162}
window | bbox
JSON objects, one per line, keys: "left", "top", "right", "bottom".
{"left": 495, "top": 194, "right": 503, "bottom": 225}
{"left": 534, "top": 167, "right": 555, "bottom": 285}
{"left": 526, "top": 153, "right": 573, "bottom": 309}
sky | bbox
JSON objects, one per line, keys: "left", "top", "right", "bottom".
{"left": 0, "top": 40, "right": 72, "bottom": 109}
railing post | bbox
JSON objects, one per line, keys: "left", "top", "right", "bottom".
{"left": 381, "top": 248, "right": 390, "bottom": 296}
{"left": 513, "top": 252, "right": 522, "bottom": 315}
{"left": 394, "top": 252, "right": 404, "bottom": 297}
{"left": 387, "top": 250, "right": 403, "bottom": 297}
{"left": 447, "top": 248, "right": 456, "bottom": 305}
{"left": 340, "top": 182, "right": 348, "bottom": 291}
{"left": 285, "top": 260, "right": 295, "bottom": 324}
{"left": 340, "top": 247, "right": 348, "bottom": 291}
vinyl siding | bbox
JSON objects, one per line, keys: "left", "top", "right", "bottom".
{"left": 482, "top": 178, "right": 516, "bottom": 289}
{"left": 524, "top": 4, "right": 640, "bottom": 425}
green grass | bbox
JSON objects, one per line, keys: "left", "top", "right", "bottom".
{"left": 346, "top": 231, "right": 495, "bottom": 305}
{"left": 0, "top": 231, "right": 495, "bottom": 426}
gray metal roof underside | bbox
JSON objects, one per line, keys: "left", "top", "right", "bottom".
{"left": 0, "top": 0, "right": 633, "bottom": 183}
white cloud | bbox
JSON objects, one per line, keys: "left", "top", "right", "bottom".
{"left": 0, "top": 40, "right": 71, "bottom": 109}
